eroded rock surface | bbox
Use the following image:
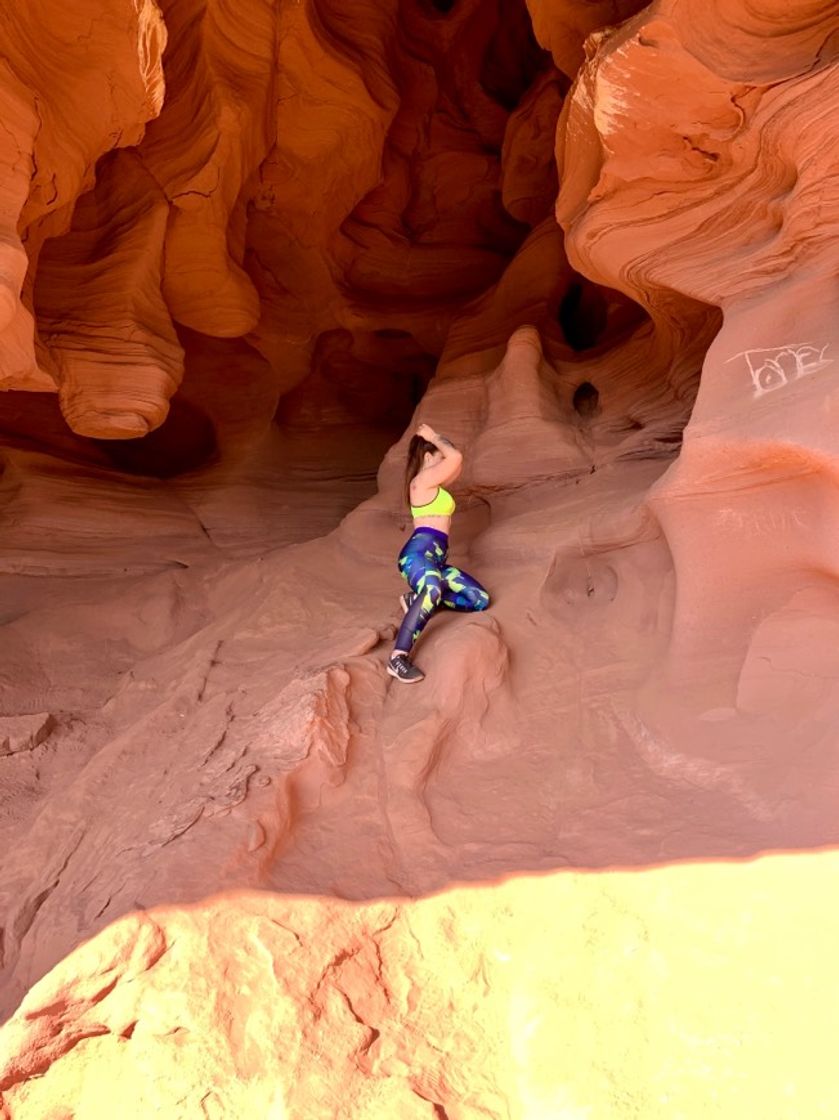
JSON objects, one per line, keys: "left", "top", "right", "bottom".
{"left": 1, "top": 0, "right": 839, "bottom": 1117}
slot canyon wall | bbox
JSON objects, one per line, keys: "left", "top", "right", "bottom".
{"left": 1, "top": 0, "right": 839, "bottom": 1116}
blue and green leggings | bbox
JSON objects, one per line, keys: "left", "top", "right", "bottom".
{"left": 395, "top": 528, "right": 490, "bottom": 654}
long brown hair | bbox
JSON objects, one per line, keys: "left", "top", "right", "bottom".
{"left": 404, "top": 435, "right": 437, "bottom": 506}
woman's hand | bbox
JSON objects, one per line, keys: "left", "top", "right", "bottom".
{"left": 416, "top": 422, "right": 460, "bottom": 463}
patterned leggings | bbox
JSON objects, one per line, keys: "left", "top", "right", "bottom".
{"left": 394, "top": 528, "right": 490, "bottom": 654}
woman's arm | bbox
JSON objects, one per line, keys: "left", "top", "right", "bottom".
{"left": 417, "top": 423, "right": 462, "bottom": 462}
{"left": 413, "top": 423, "right": 463, "bottom": 492}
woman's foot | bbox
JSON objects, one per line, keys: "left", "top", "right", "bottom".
{"left": 399, "top": 591, "right": 416, "bottom": 615}
{"left": 387, "top": 653, "right": 425, "bottom": 683}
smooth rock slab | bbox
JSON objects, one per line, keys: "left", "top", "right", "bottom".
{"left": 0, "top": 714, "right": 55, "bottom": 758}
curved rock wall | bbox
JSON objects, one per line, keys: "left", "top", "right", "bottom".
{"left": 1, "top": 1, "right": 839, "bottom": 1117}
{"left": 557, "top": 0, "right": 839, "bottom": 709}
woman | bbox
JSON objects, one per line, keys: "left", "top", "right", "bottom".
{"left": 387, "top": 423, "right": 491, "bottom": 683}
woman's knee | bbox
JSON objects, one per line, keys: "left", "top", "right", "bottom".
{"left": 474, "top": 588, "right": 490, "bottom": 611}
{"left": 416, "top": 572, "right": 443, "bottom": 611}
{"left": 460, "top": 586, "right": 490, "bottom": 611}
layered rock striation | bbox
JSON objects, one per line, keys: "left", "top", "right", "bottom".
{"left": 1, "top": 1, "right": 839, "bottom": 1117}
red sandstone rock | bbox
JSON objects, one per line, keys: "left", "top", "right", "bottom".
{"left": 0, "top": 0, "right": 166, "bottom": 405}
{"left": 0, "top": 713, "right": 54, "bottom": 757}
{"left": 557, "top": 0, "right": 839, "bottom": 712}
{"left": 1, "top": 0, "right": 839, "bottom": 1116}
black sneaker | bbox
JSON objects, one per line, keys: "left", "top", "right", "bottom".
{"left": 386, "top": 653, "right": 425, "bottom": 683}
{"left": 399, "top": 592, "right": 416, "bottom": 615}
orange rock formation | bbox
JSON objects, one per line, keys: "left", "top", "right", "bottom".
{"left": 1, "top": 0, "right": 839, "bottom": 1116}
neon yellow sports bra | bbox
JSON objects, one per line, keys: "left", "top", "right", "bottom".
{"left": 410, "top": 485, "right": 456, "bottom": 519}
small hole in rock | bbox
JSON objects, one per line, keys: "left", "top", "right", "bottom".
{"left": 557, "top": 282, "right": 609, "bottom": 351}
{"left": 572, "top": 382, "right": 599, "bottom": 417}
